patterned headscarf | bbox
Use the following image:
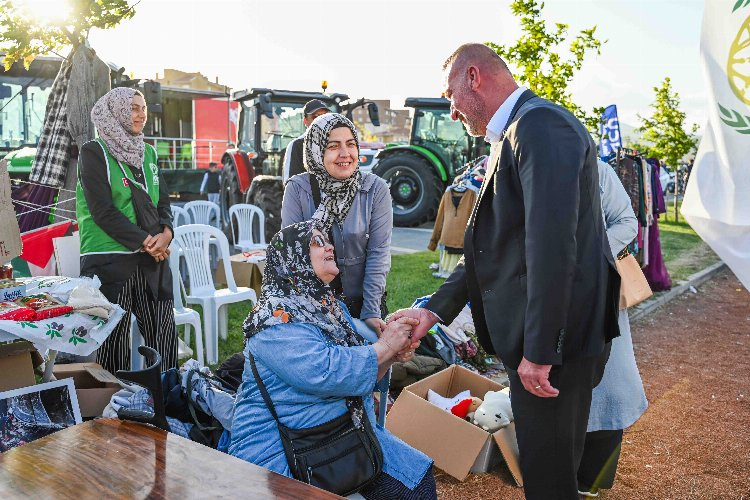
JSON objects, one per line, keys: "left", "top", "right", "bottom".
{"left": 91, "top": 87, "right": 146, "bottom": 169}
{"left": 303, "top": 113, "right": 361, "bottom": 232}
{"left": 243, "top": 220, "right": 368, "bottom": 426}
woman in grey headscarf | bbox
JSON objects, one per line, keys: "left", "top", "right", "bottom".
{"left": 281, "top": 113, "right": 393, "bottom": 341}
{"left": 76, "top": 87, "right": 177, "bottom": 373}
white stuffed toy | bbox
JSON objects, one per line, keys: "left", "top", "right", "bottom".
{"left": 472, "top": 388, "right": 514, "bottom": 432}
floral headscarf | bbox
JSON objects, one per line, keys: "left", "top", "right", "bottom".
{"left": 303, "top": 113, "right": 361, "bottom": 232}
{"left": 243, "top": 220, "right": 368, "bottom": 426}
{"left": 91, "top": 87, "right": 146, "bottom": 169}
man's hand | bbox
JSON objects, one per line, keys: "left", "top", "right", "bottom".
{"left": 517, "top": 357, "right": 559, "bottom": 398}
{"left": 386, "top": 308, "right": 440, "bottom": 342}
{"left": 363, "top": 317, "right": 386, "bottom": 337}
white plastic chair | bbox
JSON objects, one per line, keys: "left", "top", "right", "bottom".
{"left": 169, "top": 249, "right": 205, "bottom": 365}
{"left": 184, "top": 200, "right": 221, "bottom": 228}
{"left": 171, "top": 224, "right": 257, "bottom": 364}
{"left": 170, "top": 205, "right": 192, "bottom": 227}
{"left": 228, "top": 203, "right": 267, "bottom": 252}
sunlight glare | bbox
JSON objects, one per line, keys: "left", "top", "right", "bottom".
{"left": 15, "top": 0, "right": 72, "bottom": 26}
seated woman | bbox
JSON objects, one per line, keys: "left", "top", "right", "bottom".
{"left": 229, "top": 220, "right": 436, "bottom": 499}
{"left": 281, "top": 113, "right": 392, "bottom": 341}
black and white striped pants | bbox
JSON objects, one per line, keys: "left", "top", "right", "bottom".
{"left": 96, "top": 267, "right": 178, "bottom": 373}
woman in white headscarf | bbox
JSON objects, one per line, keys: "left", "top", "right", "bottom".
{"left": 281, "top": 113, "right": 393, "bottom": 340}
{"left": 76, "top": 87, "right": 177, "bottom": 373}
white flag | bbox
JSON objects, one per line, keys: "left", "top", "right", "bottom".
{"left": 682, "top": 1, "right": 750, "bottom": 289}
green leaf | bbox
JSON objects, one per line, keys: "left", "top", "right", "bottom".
{"left": 732, "top": 0, "right": 750, "bottom": 13}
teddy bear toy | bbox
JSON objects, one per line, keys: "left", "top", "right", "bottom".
{"left": 465, "top": 396, "right": 484, "bottom": 421}
{"left": 472, "top": 388, "right": 513, "bottom": 432}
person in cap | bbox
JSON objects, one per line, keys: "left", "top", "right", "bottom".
{"left": 282, "top": 99, "right": 330, "bottom": 183}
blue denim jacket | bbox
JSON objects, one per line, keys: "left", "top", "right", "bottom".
{"left": 228, "top": 306, "right": 432, "bottom": 490}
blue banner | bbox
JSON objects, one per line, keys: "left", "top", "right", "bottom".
{"left": 599, "top": 105, "right": 622, "bottom": 159}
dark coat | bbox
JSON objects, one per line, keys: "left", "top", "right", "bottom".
{"left": 427, "top": 91, "right": 620, "bottom": 370}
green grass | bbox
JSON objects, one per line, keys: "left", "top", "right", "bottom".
{"left": 196, "top": 221, "right": 713, "bottom": 367}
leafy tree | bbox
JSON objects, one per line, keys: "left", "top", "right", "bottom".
{"left": 637, "top": 77, "right": 698, "bottom": 221}
{"left": 486, "top": 0, "right": 606, "bottom": 132}
{"left": 0, "top": 0, "right": 136, "bottom": 70}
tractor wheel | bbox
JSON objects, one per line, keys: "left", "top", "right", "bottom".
{"left": 219, "top": 156, "right": 243, "bottom": 226}
{"left": 246, "top": 175, "right": 284, "bottom": 242}
{"left": 373, "top": 152, "right": 443, "bottom": 227}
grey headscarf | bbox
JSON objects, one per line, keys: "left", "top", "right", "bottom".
{"left": 91, "top": 87, "right": 146, "bottom": 169}
{"left": 303, "top": 113, "right": 361, "bottom": 232}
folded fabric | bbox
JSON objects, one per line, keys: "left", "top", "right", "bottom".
{"left": 67, "top": 281, "right": 113, "bottom": 319}
{"left": 402, "top": 355, "right": 446, "bottom": 376}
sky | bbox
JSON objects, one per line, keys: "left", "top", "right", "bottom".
{"left": 84, "top": 0, "right": 706, "bottom": 130}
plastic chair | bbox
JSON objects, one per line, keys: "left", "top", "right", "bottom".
{"left": 228, "top": 203, "right": 267, "bottom": 252}
{"left": 115, "top": 346, "right": 170, "bottom": 431}
{"left": 169, "top": 250, "right": 205, "bottom": 365}
{"left": 184, "top": 200, "right": 221, "bottom": 228}
{"left": 171, "top": 224, "right": 257, "bottom": 364}
{"left": 170, "top": 205, "right": 191, "bottom": 227}
{"left": 180, "top": 142, "right": 193, "bottom": 169}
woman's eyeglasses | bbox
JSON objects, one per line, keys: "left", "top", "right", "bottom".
{"left": 310, "top": 234, "right": 331, "bottom": 248}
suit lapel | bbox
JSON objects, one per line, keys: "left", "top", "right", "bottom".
{"left": 472, "top": 90, "right": 537, "bottom": 216}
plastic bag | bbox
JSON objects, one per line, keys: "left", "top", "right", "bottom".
{"left": 0, "top": 301, "right": 36, "bottom": 321}
{"left": 67, "top": 281, "right": 113, "bottom": 319}
{"left": 15, "top": 293, "right": 74, "bottom": 321}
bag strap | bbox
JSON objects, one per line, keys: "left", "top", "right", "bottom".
{"left": 248, "top": 352, "right": 283, "bottom": 424}
{"left": 310, "top": 174, "right": 322, "bottom": 208}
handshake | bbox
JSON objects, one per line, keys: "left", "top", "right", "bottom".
{"left": 370, "top": 308, "right": 441, "bottom": 364}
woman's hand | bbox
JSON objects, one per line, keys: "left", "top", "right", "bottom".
{"left": 144, "top": 227, "right": 173, "bottom": 262}
{"left": 363, "top": 317, "right": 386, "bottom": 337}
{"left": 375, "top": 317, "right": 417, "bottom": 358}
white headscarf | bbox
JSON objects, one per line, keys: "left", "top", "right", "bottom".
{"left": 303, "top": 113, "right": 361, "bottom": 232}
{"left": 91, "top": 87, "right": 146, "bottom": 169}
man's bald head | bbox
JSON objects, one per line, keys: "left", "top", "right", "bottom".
{"left": 442, "top": 43, "right": 518, "bottom": 137}
{"left": 442, "top": 43, "right": 511, "bottom": 77}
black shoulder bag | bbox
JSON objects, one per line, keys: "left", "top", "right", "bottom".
{"left": 117, "top": 161, "right": 162, "bottom": 235}
{"left": 248, "top": 352, "right": 383, "bottom": 496}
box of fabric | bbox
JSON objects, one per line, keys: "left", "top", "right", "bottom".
{"left": 386, "top": 364, "right": 522, "bottom": 486}
{"left": 52, "top": 363, "right": 121, "bottom": 418}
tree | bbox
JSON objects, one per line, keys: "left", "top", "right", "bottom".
{"left": 0, "top": 0, "right": 136, "bottom": 70}
{"left": 486, "top": 0, "right": 606, "bottom": 132}
{"left": 637, "top": 77, "right": 699, "bottom": 221}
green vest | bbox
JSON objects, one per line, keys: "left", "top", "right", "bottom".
{"left": 77, "top": 139, "right": 160, "bottom": 255}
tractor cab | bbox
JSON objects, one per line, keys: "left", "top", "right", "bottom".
{"left": 0, "top": 56, "right": 61, "bottom": 179}
{"left": 372, "top": 97, "right": 487, "bottom": 226}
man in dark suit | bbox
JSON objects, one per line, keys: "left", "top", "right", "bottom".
{"left": 391, "top": 43, "right": 621, "bottom": 499}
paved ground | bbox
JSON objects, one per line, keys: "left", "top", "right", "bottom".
{"left": 434, "top": 268, "right": 750, "bottom": 499}
{"left": 390, "top": 226, "right": 433, "bottom": 254}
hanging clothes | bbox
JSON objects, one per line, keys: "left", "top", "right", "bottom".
{"left": 428, "top": 189, "right": 477, "bottom": 252}
{"left": 642, "top": 158, "right": 672, "bottom": 291}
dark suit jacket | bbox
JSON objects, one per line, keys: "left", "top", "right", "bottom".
{"left": 286, "top": 136, "right": 306, "bottom": 179}
{"left": 427, "top": 91, "right": 620, "bottom": 370}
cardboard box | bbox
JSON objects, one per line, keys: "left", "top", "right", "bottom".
{"left": 53, "top": 363, "right": 121, "bottom": 418}
{"left": 0, "top": 341, "right": 39, "bottom": 392}
{"left": 386, "top": 365, "right": 523, "bottom": 486}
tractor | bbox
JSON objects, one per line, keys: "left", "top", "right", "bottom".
{"left": 219, "top": 88, "right": 380, "bottom": 239}
{"left": 372, "top": 97, "right": 488, "bottom": 226}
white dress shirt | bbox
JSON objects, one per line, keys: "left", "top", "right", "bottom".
{"left": 484, "top": 86, "right": 528, "bottom": 144}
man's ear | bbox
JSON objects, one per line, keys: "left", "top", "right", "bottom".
{"left": 467, "top": 66, "right": 481, "bottom": 91}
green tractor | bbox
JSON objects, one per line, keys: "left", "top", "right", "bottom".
{"left": 372, "top": 97, "right": 488, "bottom": 226}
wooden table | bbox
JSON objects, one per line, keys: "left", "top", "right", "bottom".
{"left": 215, "top": 253, "right": 265, "bottom": 298}
{"left": 0, "top": 418, "right": 341, "bottom": 499}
